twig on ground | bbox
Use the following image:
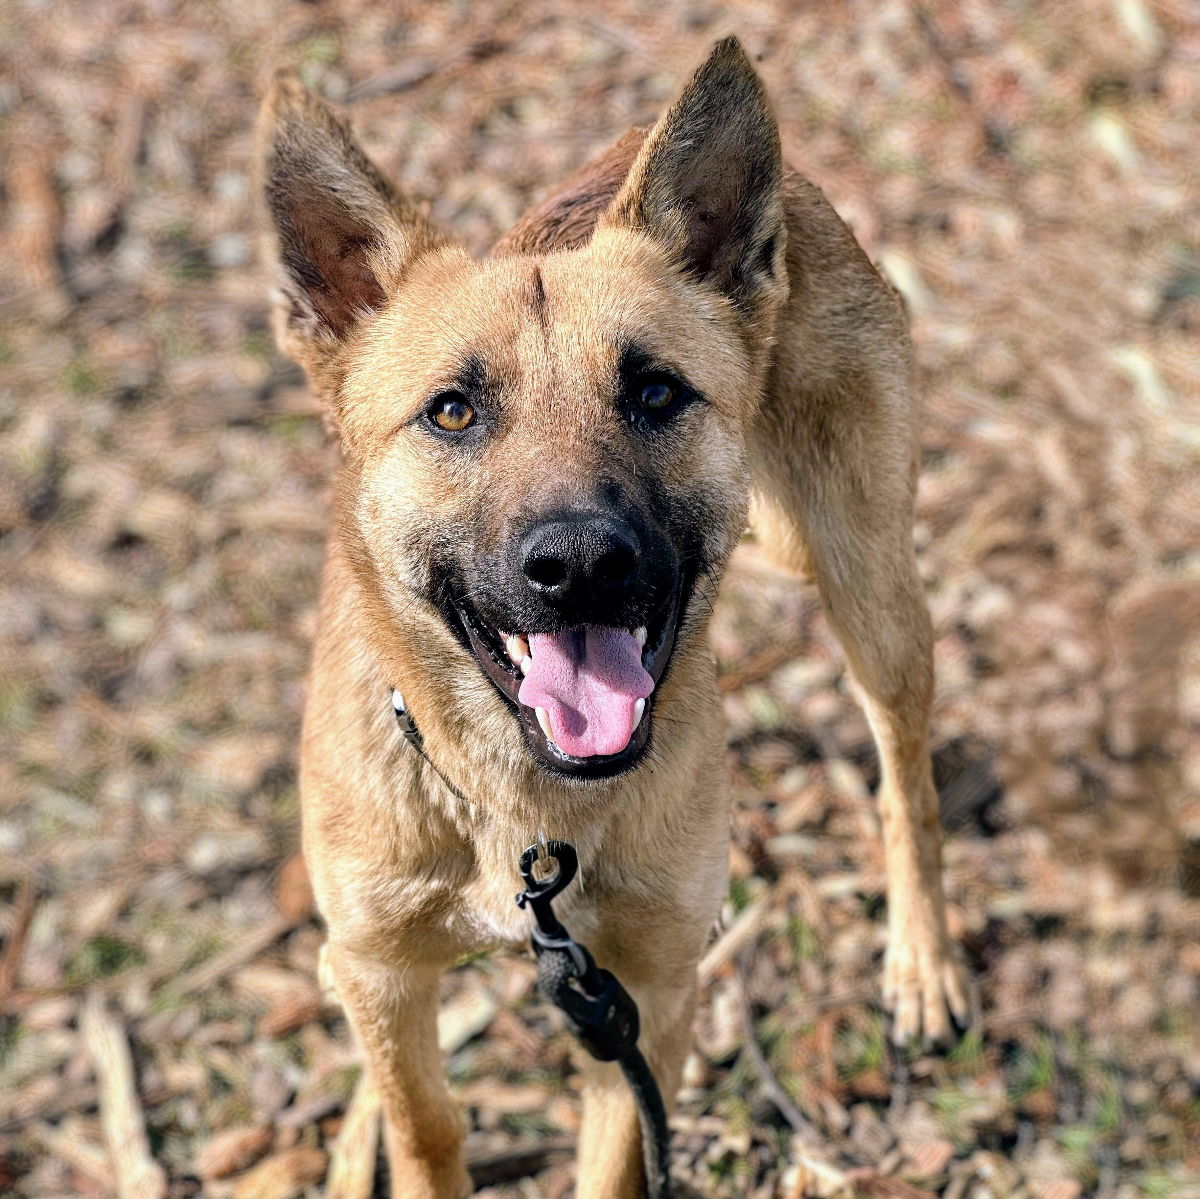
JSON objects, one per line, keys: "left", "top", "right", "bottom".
{"left": 698, "top": 895, "right": 772, "bottom": 986}
{"left": 0, "top": 877, "right": 37, "bottom": 1013}
{"left": 161, "top": 912, "right": 293, "bottom": 1000}
{"left": 325, "top": 1073, "right": 381, "bottom": 1199}
{"left": 732, "top": 957, "right": 824, "bottom": 1148}
{"left": 345, "top": 39, "right": 504, "bottom": 103}
{"left": 718, "top": 637, "right": 811, "bottom": 694}
{"left": 276, "top": 1090, "right": 345, "bottom": 1130}
{"left": 80, "top": 992, "right": 167, "bottom": 1199}
{"left": 466, "top": 1138, "right": 575, "bottom": 1187}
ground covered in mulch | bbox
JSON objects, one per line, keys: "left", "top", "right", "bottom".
{"left": 1, "top": 1, "right": 1197, "bottom": 1196}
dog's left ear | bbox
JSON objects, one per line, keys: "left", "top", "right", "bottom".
{"left": 601, "top": 37, "right": 786, "bottom": 322}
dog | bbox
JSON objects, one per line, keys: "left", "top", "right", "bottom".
{"left": 256, "top": 36, "right": 967, "bottom": 1198}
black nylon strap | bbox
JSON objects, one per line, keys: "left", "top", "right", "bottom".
{"left": 390, "top": 688, "right": 475, "bottom": 806}
{"left": 517, "top": 842, "right": 673, "bottom": 1198}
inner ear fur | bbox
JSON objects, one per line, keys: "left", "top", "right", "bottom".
{"left": 601, "top": 37, "right": 786, "bottom": 319}
{"left": 256, "top": 75, "right": 445, "bottom": 392}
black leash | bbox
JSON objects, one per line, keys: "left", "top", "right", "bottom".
{"left": 517, "top": 841, "right": 673, "bottom": 1199}
{"left": 391, "top": 691, "right": 673, "bottom": 1195}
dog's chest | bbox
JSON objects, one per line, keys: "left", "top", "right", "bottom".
{"left": 454, "top": 858, "right": 600, "bottom": 953}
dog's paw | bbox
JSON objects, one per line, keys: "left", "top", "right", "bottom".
{"left": 882, "top": 937, "right": 971, "bottom": 1048}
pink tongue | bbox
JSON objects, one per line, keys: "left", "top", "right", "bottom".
{"left": 518, "top": 627, "right": 654, "bottom": 758}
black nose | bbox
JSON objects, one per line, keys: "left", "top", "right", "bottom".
{"left": 521, "top": 515, "right": 641, "bottom": 606}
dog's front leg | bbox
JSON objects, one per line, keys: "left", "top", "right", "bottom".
{"left": 575, "top": 976, "right": 697, "bottom": 1198}
{"left": 326, "top": 944, "right": 471, "bottom": 1199}
{"left": 752, "top": 478, "right": 969, "bottom": 1045}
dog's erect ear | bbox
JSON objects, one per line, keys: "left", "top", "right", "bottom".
{"left": 601, "top": 37, "right": 786, "bottom": 320}
{"left": 256, "top": 76, "right": 444, "bottom": 390}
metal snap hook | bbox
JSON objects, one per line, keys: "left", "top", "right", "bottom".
{"left": 517, "top": 839, "right": 578, "bottom": 905}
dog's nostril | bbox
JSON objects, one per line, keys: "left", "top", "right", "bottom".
{"left": 525, "top": 555, "right": 568, "bottom": 589}
{"left": 594, "top": 546, "right": 636, "bottom": 588}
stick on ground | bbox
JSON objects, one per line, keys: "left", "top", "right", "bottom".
{"left": 325, "top": 1073, "right": 381, "bottom": 1199}
{"left": 80, "top": 992, "right": 167, "bottom": 1199}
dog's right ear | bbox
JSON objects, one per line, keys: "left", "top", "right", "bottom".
{"left": 256, "top": 76, "right": 444, "bottom": 395}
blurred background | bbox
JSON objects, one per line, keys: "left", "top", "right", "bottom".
{"left": 0, "top": 1, "right": 1197, "bottom": 1196}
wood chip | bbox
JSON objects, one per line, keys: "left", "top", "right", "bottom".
{"left": 231, "top": 1145, "right": 327, "bottom": 1199}
{"left": 437, "top": 987, "right": 499, "bottom": 1054}
{"left": 1036, "top": 1183, "right": 1083, "bottom": 1199}
{"left": 32, "top": 1118, "right": 115, "bottom": 1191}
{"left": 0, "top": 877, "right": 37, "bottom": 1014}
{"left": 698, "top": 894, "right": 770, "bottom": 985}
{"left": 273, "top": 852, "right": 314, "bottom": 924}
{"left": 466, "top": 1138, "right": 575, "bottom": 1189}
{"left": 7, "top": 116, "right": 62, "bottom": 297}
{"left": 80, "top": 993, "right": 167, "bottom": 1199}
{"left": 194, "top": 1124, "right": 273, "bottom": 1180}
{"left": 904, "top": 1138, "right": 955, "bottom": 1178}
{"left": 843, "top": 1171, "right": 939, "bottom": 1199}
{"left": 258, "top": 990, "right": 324, "bottom": 1039}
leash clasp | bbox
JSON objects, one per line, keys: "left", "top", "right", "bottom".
{"left": 517, "top": 841, "right": 577, "bottom": 928}
{"left": 515, "top": 841, "right": 640, "bottom": 1061}
{"left": 516, "top": 841, "right": 590, "bottom": 977}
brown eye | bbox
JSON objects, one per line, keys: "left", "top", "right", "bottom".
{"left": 431, "top": 393, "right": 475, "bottom": 432}
{"left": 638, "top": 379, "right": 675, "bottom": 410}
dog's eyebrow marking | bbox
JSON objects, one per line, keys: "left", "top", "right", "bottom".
{"left": 457, "top": 353, "right": 488, "bottom": 395}
{"left": 527, "top": 265, "right": 548, "bottom": 327}
{"left": 616, "top": 340, "right": 660, "bottom": 381}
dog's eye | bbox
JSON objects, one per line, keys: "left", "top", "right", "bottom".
{"left": 430, "top": 393, "right": 475, "bottom": 433}
{"left": 636, "top": 378, "right": 676, "bottom": 411}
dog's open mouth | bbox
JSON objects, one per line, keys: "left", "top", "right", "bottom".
{"left": 445, "top": 578, "right": 688, "bottom": 780}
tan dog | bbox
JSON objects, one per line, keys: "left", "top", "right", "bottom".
{"left": 257, "top": 37, "right": 967, "bottom": 1199}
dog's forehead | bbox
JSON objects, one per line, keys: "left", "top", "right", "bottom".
{"left": 350, "top": 233, "right": 750, "bottom": 436}
{"left": 457, "top": 233, "right": 746, "bottom": 396}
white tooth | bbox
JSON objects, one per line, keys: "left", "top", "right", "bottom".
{"left": 633, "top": 697, "right": 646, "bottom": 729}
{"left": 535, "top": 707, "right": 554, "bottom": 741}
{"left": 507, "top": 634, "right": 529, "bottom": 665}
{"left": 520, "top": 655, "right": 533, "bottom": 676}
{"left": 634, "top": 626, "right": 648, "bottom": 647}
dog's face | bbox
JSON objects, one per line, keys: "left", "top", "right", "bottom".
{"left": 260, "top": 40, "right": 787, "bottom": 780}
{"left": 342, "top": 233, "right": 757, "bottom": 778}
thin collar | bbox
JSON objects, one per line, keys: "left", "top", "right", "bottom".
{"left": 390, "top": 688, "right": 474, "bottom": 806}
{"left": 390, "top": 688, "right": 422, "bottom": 748}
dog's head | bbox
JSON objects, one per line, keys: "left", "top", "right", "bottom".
{"left": 259, "top": 39, "right": 788, "bottom": 781}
